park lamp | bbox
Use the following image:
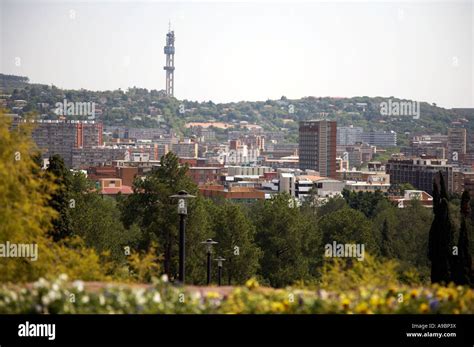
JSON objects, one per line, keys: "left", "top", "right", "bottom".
{"left": 215, "top": 257, "right": 226, "bottom": 267}
{"left": 201, "top": 238, "right": 218, "bottom": 254}
{"left": 214, "top": 256, "right": 226, "bottom": 286}
{"left": 202, "top": 239, "right": 218, "bottom": 285}
{"left": 170, "top": 190, "right": 196, "bottom": 215}
{"left": 169, "top": 190, "right": 196, "bottom": 284}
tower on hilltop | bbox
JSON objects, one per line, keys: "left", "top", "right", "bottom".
{"left": 163, "top": 23, "right": 175, "bottom": 97}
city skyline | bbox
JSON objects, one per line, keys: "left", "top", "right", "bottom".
{"left": 1, "top": 0, "right": 472, "bottom": 108}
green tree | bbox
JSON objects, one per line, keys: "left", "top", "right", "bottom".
{"left": 342, "top": 189, "right": 387, "bottom": 218}
{"left": 380, "top": 218, "right": 394, "bottom": 258}
{"left": 318, "top": 207, "right": 377, "bottom": 253}
{"left": 69, "top": 172, "right": 141, "bottom": 265}
{"left": 316, "top": 196, "right": 347, "bottom": 218}
{"left": 120, "top": 152, "right": 197, "bottom": 279}
{"left": 211, "top": 201, "right": 262, "bottom": 285}
{"left": 452, "top": 190, "right": 472, "bottom": 285}
{"left": 428, "top": 173, "right": 455, "bottom": 284}
{"left": 393, "top": 200, "right": 431, "bottom": 277}
{"left": 183, "top": 196, "right": 215, "bottom": 285}
{"left": 253, "top": 194, "right": 321, "bottom": 287}
{"left": 0, "top": 111, "right": 106, "bottom": 282}
{"left": 46, "top": 154, "right": 73, "bottom": 241}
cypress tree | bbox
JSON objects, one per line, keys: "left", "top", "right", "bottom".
{"left": 46, "top": 154, "right": 73, "bottom": 241}
{"left": 439, "top": 171, "right": 448, "bottom": 200}
{"left": 381, "top": 218, "right": 394, "bottom": 258}
{"left": 428, "top": 173, "right": 454, "bottom": 284}
{"left": 428, "top": 182, "right": 440, "bottom": 281}
{"left": 453, "top": 191, "right": 472, "bottom": 285}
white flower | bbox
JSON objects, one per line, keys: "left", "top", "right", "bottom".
{"left": 135, "top": 289, "right": 146, "bottom": 305}
{"left": 81, "top": 295, "right": 90, "bottom": 304}
{"left": 41, "top": 296, "right": 51, "bottom": 306}
{"left": 153, "top": 293, "right": 161, "bottom": 303}
{"left": 161, "top": 274, "right": 168, "bottom": 283}
{"left": 72, "top": 280, "right": 84, "bottom": 292}
{"left": 10, "top": 292, "right": 18, "bottom": 302}
{"left": 192, "top": 292, "right": 201, "bottom": 301}
{"left": 318, "top": 289, "right": 329, "bottom": 300}
{"left": 58, "top": 274, "right": 68, "bottom": 282}
{"left": 34, "top": 278, "right": 48, "bottom": 289}
{"left": 46, "top": 289, "right": 60, "bottom": 302}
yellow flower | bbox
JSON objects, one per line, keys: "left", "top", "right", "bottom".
{"left": 409, "top": 289, "right": 419, "bottom": 299}
{"left": 419, "top": 303, "right": 429, "bottom": 313}
{"left": 245, "top": 278, "right": 259, "bottom": 290}
{"left": 206, "top": 291, "right": 220, "bottom": 299}
{"left": 370, "top": 294, "right": 383, "bottom": 308}
{"left": 355, "top": 302, "right": 369, "bottom": 314}
{"left": 270, "top": 302, "right": 285, "bottom": 313}
{"left": 341, "top": 298, "right": 350, "bottom": 309}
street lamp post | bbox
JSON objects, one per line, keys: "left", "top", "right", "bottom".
{"left": 201, "top": 239, "right": 218, "bottom": 285}
{"left": 214, "top": 257, "right": 226, "bottom": 286}
{"left": 170, "top": 190, "right": 195, "bottom": 284}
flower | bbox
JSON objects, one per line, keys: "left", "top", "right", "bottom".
{"left": 206, "top": 291, "right": 220, "bottom": 299}
{"left": 153, "top": 293, "right": 162, "bottom": 303}
{"left": 341, "top": 298, "right": 350, "bottom": 309}
{"left": 429, "top": 299, "right": 439, "bottom": 311}
{"left": 33, "top": 278, "right": 48, "bottom": 289}
{"left": 245, "top": 278, "right": 259, "bottom": 290}
{"left": 409, "top": 289, "right": 419, "bottom": 299}
{"left": 270, "top": 302, "right": 285, "bottom": 313}
{"left": 419, "top": 303, "right": 429, "bottom": 313}
{"left": 72, "top": 280, "right": 84, "bottom": 292}
{"left": 355, "top": 302, "right": 370, "bottom": 314}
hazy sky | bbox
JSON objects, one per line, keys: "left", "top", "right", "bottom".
{"left": 1, "top": 0, "right": 473, "bottom": 108}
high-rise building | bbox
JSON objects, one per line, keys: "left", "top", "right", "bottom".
{"left": 447, "top": 127, "right": 467, "bottom": 164}
{"left": 299, "top": 120, "right": 337, "bottom": 178}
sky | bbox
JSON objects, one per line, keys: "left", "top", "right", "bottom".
{"left": 0, "top": 0, "right": 473, "bottom": 108}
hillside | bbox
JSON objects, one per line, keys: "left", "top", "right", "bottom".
{"left": 1, "top": 73, "right": 471, "bottom": 145}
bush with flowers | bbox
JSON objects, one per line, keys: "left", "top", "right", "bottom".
{"left": 0, "top": 274, "right": 472, "bottom": 314}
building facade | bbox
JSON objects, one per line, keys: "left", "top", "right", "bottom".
{"left": 299, "top": 120, "right": 337, "bottom": 178}
{"left": 30, "top": 120, "right": 103, "bottom": 167}
{"left": 386, "top": 157, "right": 454, "bottom": 194}
{"left": 447, "top": 127, "right": 467, "bottom": 164}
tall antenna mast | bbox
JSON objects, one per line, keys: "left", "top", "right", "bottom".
{"left": 163, "top": 23, "right": 175, "bottom": 97}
